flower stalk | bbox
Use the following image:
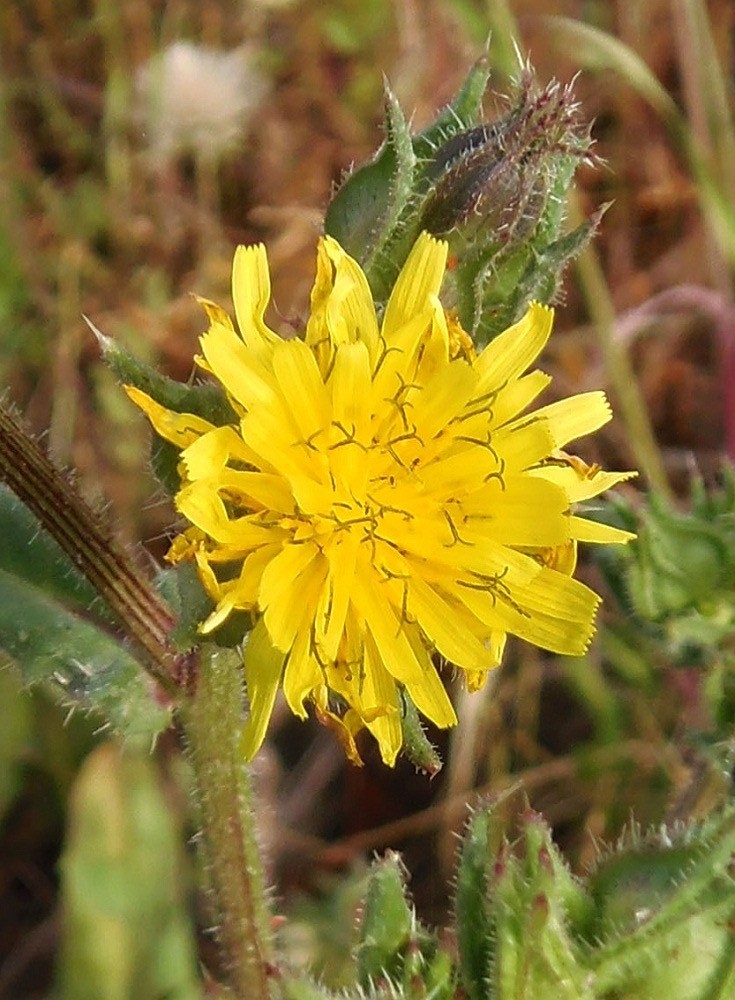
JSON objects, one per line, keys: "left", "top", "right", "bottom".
{"left": 181, "top": 645, "right": 279, "bottom": 999}
{"left": 0, "top": 400, "right": 179, "bottom": 693}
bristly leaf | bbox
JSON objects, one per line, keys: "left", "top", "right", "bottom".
{"left": 455, "top": 803, "right": 593, "bottom": 999}
{"left": 90, "top": 317, "right": 233, "bottom": 426}
{"left": 357, "top": 852, "right": 414, "bottom": 987}
{"left": 429, "top": 72, "right": 594, "bottom": 343}
{"left": 325, "top": 81, "right": 416, "bottom": 280}
{"left": 0, "top": 569, "right": 170, "bottom": 744}
{"left": 0, "top": 484, "right": 107, "bottom": 622}
{"left": 585, "top": 807, "right": 735, "bottom": 999}
{"left": 324, "top": 59, "right": 594, "bottom": 343}
{"left": 90, "top": 318, "right": 234, "bottom": 495}
{"left": 454, "top": 808, "right": 497, "bottom": 1000}
{"left": 0, "top": 487, "right": 169, "bottom": 744}
{"left": 411, "top": 54, "right": 491, "bottom": 164}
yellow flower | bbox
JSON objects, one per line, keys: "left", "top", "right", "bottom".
{"left": 127, "top": 233, "right": 634, "bottom": 766}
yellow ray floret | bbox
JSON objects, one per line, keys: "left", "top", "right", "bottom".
{"left": 127, "top": 231, "right": 635, "bottom": 766}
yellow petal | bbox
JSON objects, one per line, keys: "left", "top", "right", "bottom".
{"left": 216, "top": 469, "right": 296, "bottom": 513}
{"left": 530, "top": 462, "right": 637, "bottom": 503}
{"left": 414, "top": 298, "right": 450, "bottom": 381}
{"left": 492, "top": 370, "right": 552, "bottom": 427}
{"left": 417, "top": 446, "right": 499, "bottom": 497}
{"left": 315, "top": 531, "right": 360, "bottom": 661}
{"left": 382, "top": 233, "right": 448, "bottom": 341}
{"left": 531, "top": 391, "right": 612, "bottom": 449}
{"left": 166, "top": 527, "right": 206, "bottom": 564}
{"left": 232, "top": 243, "right": 281, "bottom": 354}
{"left": 181, "top": 425, "right": 253, "bottom": 480}
{"left": 569, "top": 515, "right": 637, "bottom": 544}
{"left": 491, "top": 417, "right": 556, "bottom": 473}
{"left": 260, "top": 542, "right": 325, "bottom": 651}
{"left": 474, "top": 302, "right": 554, "bottom": 393}
{"left": 402, "top": 627, "right": 457, "bottom": 728}
{"left": 537, "top": 540, "right": 578, "bottom": 576}
{"left": 464, "top": 631, "right": 507, "bottom": 691}
{"left": 196, "top": 295, "right": 235, "bottom": 331}
{"left": 327, "top": 342, "right": 372, "bottom": 493}
{"left": 304, "top": 237, "right": 380, "bottom": 377}
{"left": 406, "top": 575, "right": 492, "bottom": 672}
{"left": 238, "top": 409, "right": 323, "bottom": 491}
{"left": 176, "top": 481, "right": 272, "bottom": 547}
{"left": 349, "top": 558, "right": 426, "bottom": 687}
{"left": 125, "top": 386, "right": 215, "bottom": 449}
{"left": 199, "top": 317, "right": 281, "bottom": 414}
{"left": 329, "top": 341, "right": 372, "bottom": 440}
{"left": 282, "top": 629, "right": 321, "bottom": 719}
{"left": 326, "top": 640, "right": 402, "bottom": 767}
{"left": 241, "top": 618, "right": 286, "bottom": 760}
{"left": 370, "top": 309, "right": 434, "bottom": 408}
{"left": 460, "top": 475, "right": 571, "bottom": 548}
{"left": 271, "top": 339, "right": 330, "bottom": 443}
{"left": 313, "top": 701, "right": 365, "bottom": 767}
{"left": 411, "top": 358, "right": 479, "bottom": 442}
{"left": 199, "top": 593, "right": 237, "bottom": 635}
{"left": 458, "top": 568, "right": 600, "bottom": 656}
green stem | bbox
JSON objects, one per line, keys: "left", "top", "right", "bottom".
{"left": 0, "top": 400, "right": 179, "bottom": 692}
{"left": 181, "top": 646, "right": 279, "bottom": 999}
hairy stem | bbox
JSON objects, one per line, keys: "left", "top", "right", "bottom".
{"left": 182, "top": 646, "right": 279, "bottom": 999}
{"left": 0, "top": 401, "right": 178, "bottom": 691}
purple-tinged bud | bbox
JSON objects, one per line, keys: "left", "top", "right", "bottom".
{"left": 421, "top": 69, "right": 592, "bottom": 244}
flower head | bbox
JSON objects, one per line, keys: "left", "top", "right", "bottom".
{"left": 127, "top": 233, "right": 634, "bottom": 766}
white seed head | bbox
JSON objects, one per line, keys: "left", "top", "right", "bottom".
{"left": 137, "top": 42, "right": 268, "bottom": 163}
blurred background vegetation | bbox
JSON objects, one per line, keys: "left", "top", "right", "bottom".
{"left": 1, "top": 0, "right": 734, "bottom": 996}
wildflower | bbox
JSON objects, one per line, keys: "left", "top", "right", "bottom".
{"left": 127, "top": 233, "right": 634, "bottom": 765}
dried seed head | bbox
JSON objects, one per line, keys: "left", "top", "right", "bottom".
{"left": 136, "top": 42, "right": 268, "bottom": 163}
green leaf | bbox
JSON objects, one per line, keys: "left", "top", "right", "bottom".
{"left": 357, "top": 852, "right": 413, "bottom": 986}
{"left": 454, "top": 808, "right": 496, "bottom": 1000}
{"left": 0, "top": 484, "right": 107, "bottom": 621}
{"left": 57, "top": 744, "right": 201, "bottom": 1000}
{"left": 587, "top": 808, "right": 735, "bottom": 999}
{"left": 0, "top": 485, "right": 170, "bottom": 743}
{"left": 325, "top": 58, "right": 490, "bottom": 303}
{"left": 92, "top": 320, "right": 235, "bottom": 495}
{"left": 488, "top": 811, "right": 592, "bottom": 999}
{"left": 325, "top": 81, "right": 416, "bottom": 276}
{"left": 94, "top": 321, "right": 233, "bottom": 426}
{"left": 282, "top": 978, "right": 339, "bottom": 1000}
{"left": 0, "top": 569, "right": 170, "bottom": 744}
{"left": 456, "top": 804, "right": 593, "bottom": 999}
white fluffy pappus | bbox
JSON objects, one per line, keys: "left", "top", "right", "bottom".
{"left": 136, "top": 42, "right": 268, "bottom": 162}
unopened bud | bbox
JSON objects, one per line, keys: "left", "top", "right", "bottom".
{"left": 421, "top": 72, "right": 591, "bottom": 242}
